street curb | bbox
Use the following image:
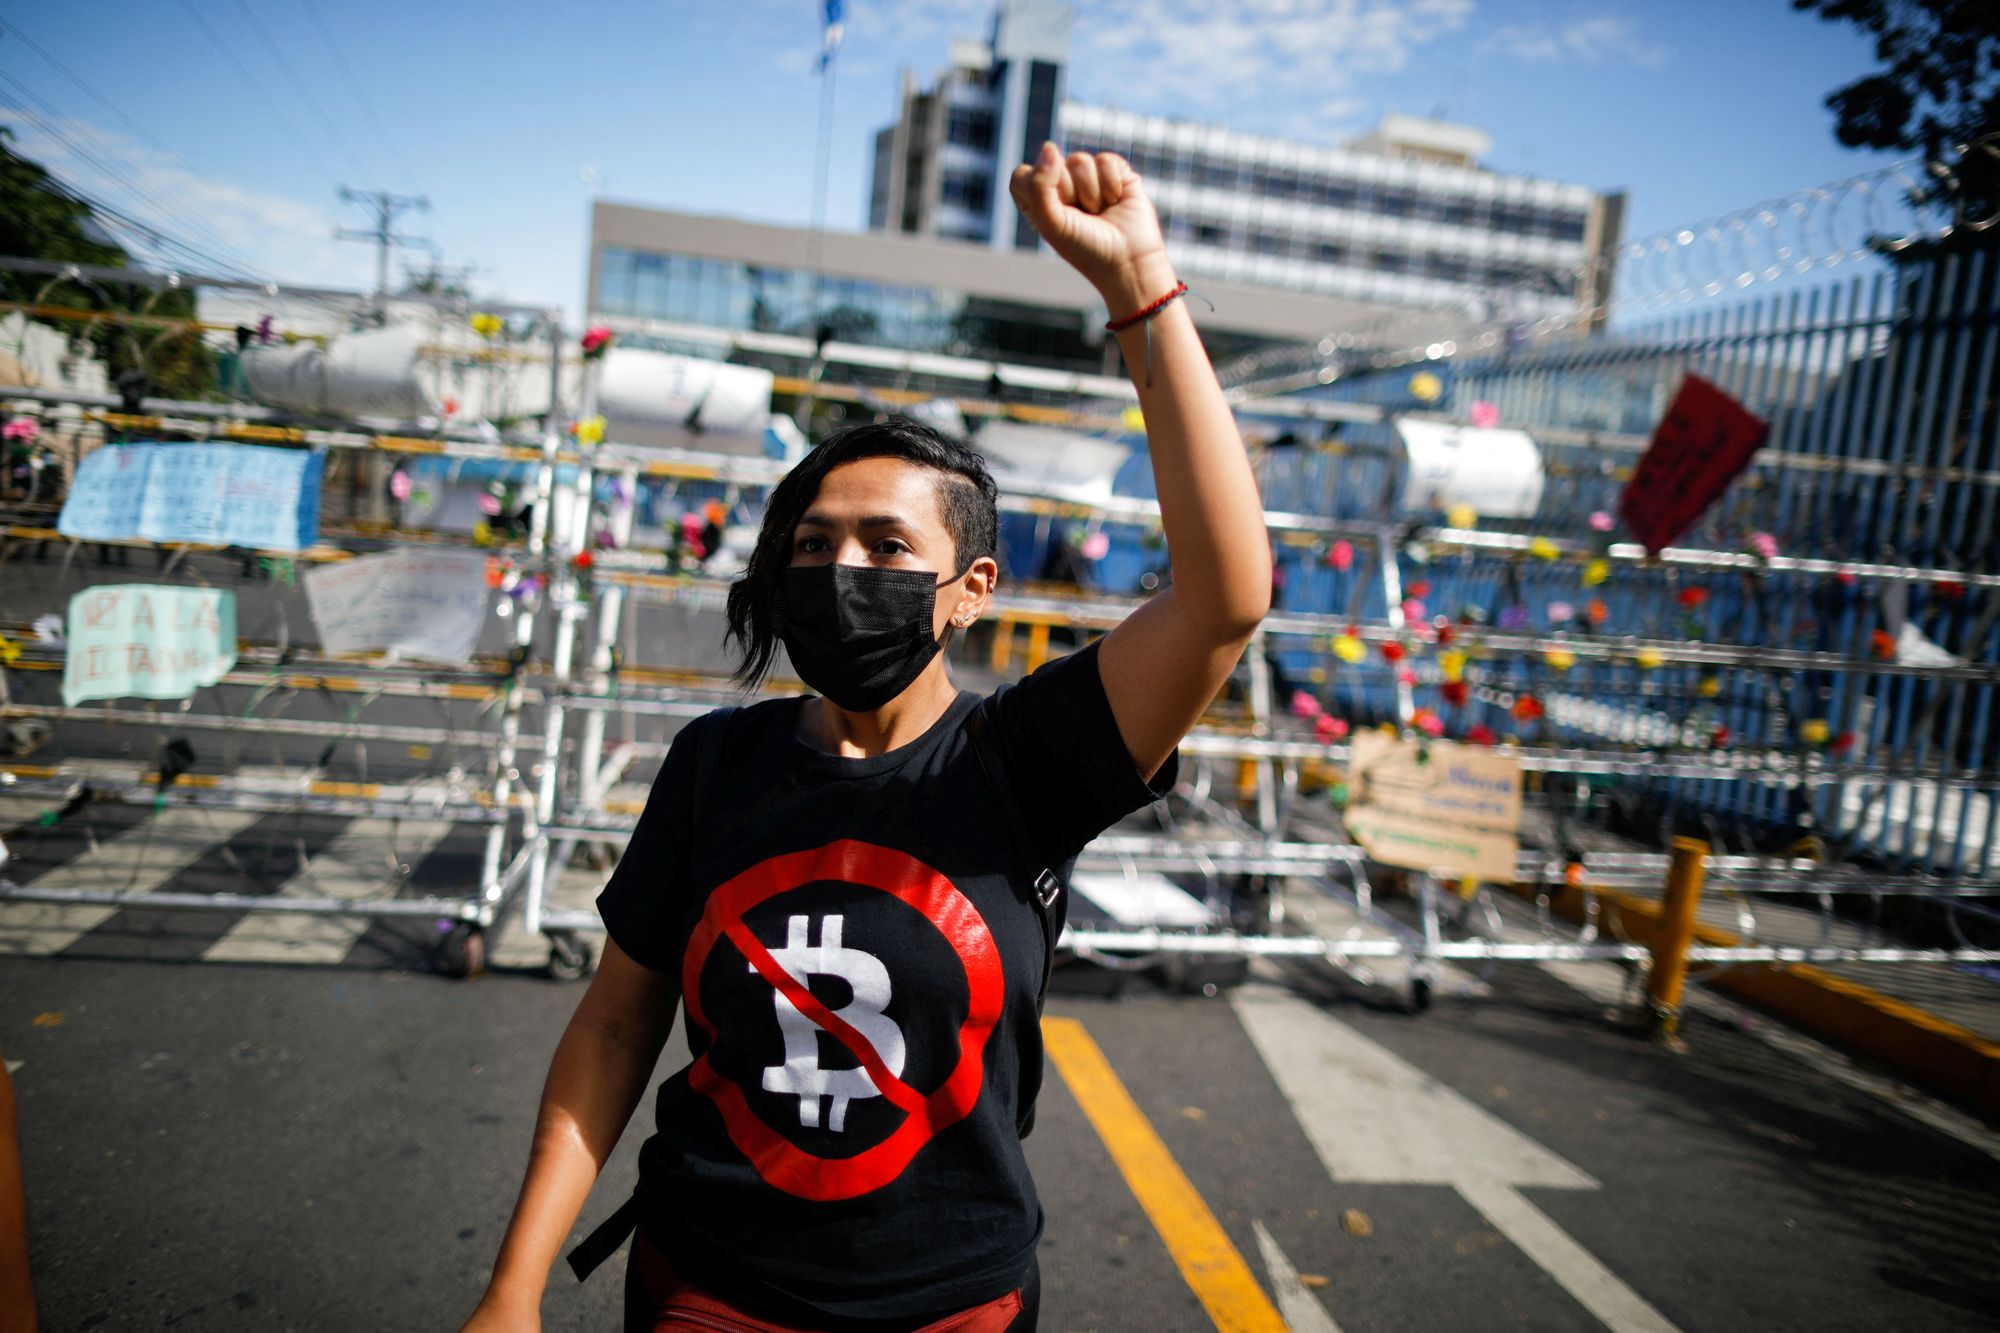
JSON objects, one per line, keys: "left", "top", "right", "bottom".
{"left": 1516, "top": 881, "right": 2000, "bottom": 1117}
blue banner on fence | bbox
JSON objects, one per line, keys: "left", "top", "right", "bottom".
{"left": 58, "top": 442, "right": 324, "bottom": 551}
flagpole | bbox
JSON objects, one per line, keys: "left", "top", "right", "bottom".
{"left": 799, "top": 6, "right": 841, "bottom": 432}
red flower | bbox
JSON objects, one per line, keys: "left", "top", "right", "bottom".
{"left": 1380, "top": 641, "right": 1406, "bottom": 663}
{"left": 1315, "top": 714, "right": 1350, "bottom": 742}
{"left": 1587, "top": 599, "right": 1609, "bottom": 625}
{"left": 1435, "top": 623, "right": 1456, "bottom": 645}
{"left": 1440, "top": 680, "right": 1470, "bottom": 707}
{"left": 1831, "top": 731, "right": 1855, "bottom": 754}
{"left": 1676, "top": 586, "right": 1709, "bottom": 610}
{"left": 1934, "top": 579, "right": 1966, "bottom": 600}
{"left": 1710, "top": 725, "right": 1731, "bottom": 749}
{"left": 1870, "top": 630, "right": 1897, "bottom": 660}
{"left": 580, "top": 325, "right": 615, "bottom": 357}
{"left": 1466, "top": 724, "right": 1497, "bottom": 746}
{"left": 1414, "top": 709, "right": 1445, "bottom": 738}
{"left": 1511, "top": 695, "right": 1543, "bottom": 723}
{"left": 573, "top": 550, "right": 594, "bottom": 570}
{"left": 1408, "top": 580, "right": 1432, "bottom": 599}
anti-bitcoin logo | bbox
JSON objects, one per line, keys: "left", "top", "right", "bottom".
{"left": 755, "top": 913, "right": 908, "bottom": 1132}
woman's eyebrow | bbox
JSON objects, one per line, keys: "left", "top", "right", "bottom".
{"left": 796, "top": 514, "right": 919, "bottom": 531}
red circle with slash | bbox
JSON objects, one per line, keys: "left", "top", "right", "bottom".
{"left": 681, "top": 838, "right": 1004, "bottom": 1201}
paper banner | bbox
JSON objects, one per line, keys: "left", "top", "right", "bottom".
{"left": 1344, "top": 731, "right": 1522, "bottom": 881}
{"left": 1393, "top": 418, "right": 1544, "bottom": 519}
{"left": 62, "top": 585, "right": 237, "bottom": 706}
{"left": 303, "top": 547, "right": 492, "bottom": 664}
{"left": 58, "top": 443, "right": 323, "bottom": 552}
{"left": 1618, "top": 374, "right": 1769, "bottom": 555}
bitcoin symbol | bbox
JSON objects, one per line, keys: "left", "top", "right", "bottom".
{"left": 753, "top": 914, "right": 907, "bottom": 1132}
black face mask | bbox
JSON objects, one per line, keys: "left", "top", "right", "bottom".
{"left": 778, "top": 562, "right": 972, "bottom": 712}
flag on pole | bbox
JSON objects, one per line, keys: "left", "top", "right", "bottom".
{"left": 819, "top": 0, "right": 844, "bottom": 71}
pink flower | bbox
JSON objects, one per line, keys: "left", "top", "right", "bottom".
{"left": 1468, "top": 401, "right": 1500, "bottom": 429}
{"left": 1326, "top": 540, "right": 1354, "bottom": 572}
{"left": 1396, "top": 666, "right": 1418, "bottom": 687}
{"left": 1079, "top": 531, "right": 1111, "bottom": 560}
{"left": 2, "top": 419, "right": 40, "bottom": 442}
{"left": 1401, "top": 598, "right": 1425, "bottom": 621}
{"left": 478, "top": 492, "right": 502, "bottom": 516}
{"left": 1589, "top": 510, "right": 1615, "bottom": 532}
{"left": 580, "top": 325, "right": 615, "bottom": 357}
{"left": 389, "top": 469, "right": 412, "bottom": 501}
{"left": 1748, "top": 531, "right": 1778, "bottom": 560}
{"left": 1416, "top": 710, "right": 1446, "bottom": 738}
{"left": 1316, "top": 714, "right": 1350, "bottom": 742}
{"left": 1288, "top": 689, "right": 1322, "bottom": 719}
{"left": 1547, "top": 601, "right": 1575, "bottom": 624}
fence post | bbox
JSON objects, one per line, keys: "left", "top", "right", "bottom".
{"left": 1647, "top": 837, "right": 1709, "bottom": 1036}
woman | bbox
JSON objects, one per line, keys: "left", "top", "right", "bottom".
{"left": 461, "top": 142, "right": 1271, "bottom": 1332}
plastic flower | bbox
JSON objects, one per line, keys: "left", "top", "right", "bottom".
{"left": 1468, "top": 401, "right": 1500, "bottom": 429}
{"left": 1676, "top": 586, "right": 1709, "bottom": 610}
{"left": 572, "top": 415, "right": 606, "bottom": 446}
{"left": 1288, "top": 690, "right": 1322, "bottom": 719}
{"left": 1697, "top": 674, "right": 1722, "bottom": 698}
{"left": 1586, "top": 600, "right": 1609, "bottom": 625}
{"left": 1326, "top": 540, "right": 1354, "bottom": 572}
{"left": 1747, "top": 531, "right": 1779, "bottom": 560}
{"left": 1408, "top": 371, "right": 1442, "bottom": 402}
{"left": 1498, "top": 605, "right": 1532, "bottom": 630}
{"left": 1799, "top": 719, "right": 1830, "bottom": 746}
{"left": 1466, "top": 724, "right": 1498, "bottom": 747}
{"left": 573, "top": 550, "right": 595, "bottom": 570}
{"left": 389, "top": 469, "right": 412, "bottom": 501}
{"left": 1315, "top": 714, "right": 1350, "bottom": 742}
{"left": 1870, "top": 630, "right": 1897, "bottom": 659}
{"left": 1438, "top": 649, "right": 1467, "bottom": 683}
{"left": 1548, "top": 601, "right": 1575, "bottom": 624}
{"left": 1415, "top": 709, "right": 1446, "bottom": 738}
{"left": 1583, "top": 558, "right": 1611, "bottom": 587}
{"left": 1401, "top": 598, "right": 1426, "bottom": 622}
{"left": 1635, "top": 649, "right": 1665, "bottom": 670}
{"left": 1544, "top": 649, "right": 1576, "bottom": 672}
{"left": 1407, "top": 580, "right": 1432, "bottom": 599}
{"left": 1440, "top": 679, "right": 1470, "bottom": 708}
{"left": 1379, "top": 641, "right": 1406, "bottom": 664}
{"left": 2, "top": 418, "right": 40, "bottom": 443}
{"left": 1080, "top": 531, "right": 1111, "bottom": 560}
{"left": 580, "top": 325, "right": 615, "bottom": 358}
{"left": 1396, "top": 666, "right": 1418, "bottom": 687}
{"left": 1933, "top": 579, "right": 1966, "bottom": 600}
{"left": 1711, "top": 725, "right": 1731, "bottom": 749}
{"left": 1589, "top": 510, "right": 1615, "bottom": 532}
{"left": 1333, "top": 632, "right": 1367, "bottom": 664}
{"left": 1445, "top": 503, "right": 1478, "bottom": 530}
{"left": 1511, "top": 695, "right": 1544, "bottom": 723}
{"left": 470, "top": 312, "right": 504, "bottom": 338}
{"left": 1529, "top": 537, "right": 1561, "bottom": 562}
{"left": 1831, "top": 731, "right": 1855, "bottom": 754}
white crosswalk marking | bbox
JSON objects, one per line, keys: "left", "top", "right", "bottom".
{"left": 0, "top": 806, "right": 263, "bottom": 955}
{"left": 203, "top": 818, "right": 457, "bottom": 965}
{"left": 1250, "top": 1218, "right": 1343, "bottom": 1333}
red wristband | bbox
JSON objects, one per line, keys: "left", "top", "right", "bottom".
{"left": 1105, "top": 280, "right": 1189, "bottom": 333}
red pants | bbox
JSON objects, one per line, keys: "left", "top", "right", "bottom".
{"left": 624, "top": 1228, "right": 1029, "bottom": 1333}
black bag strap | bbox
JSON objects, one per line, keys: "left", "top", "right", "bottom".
{"left": 962, "top": 704, "right": 1066, "bottom": 1013}
{"left": 566, "top": 705, "right": 738, "bottom": 1285}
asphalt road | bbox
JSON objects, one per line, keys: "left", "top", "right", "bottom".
{"left": 5, "top": 936, "right": 1997, "bottom": 1332}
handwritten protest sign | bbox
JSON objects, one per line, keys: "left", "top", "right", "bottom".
{"left": 1618, "top": 375, "right": 1769, "bottom": 555}
{"left": 303, "top": 547, "right": 492, "bottom": 664}
{"left": 1344, "top": 731, "right": 1523, "bottom": 881}
{"left": 59, "top": 443, "right": 323, "bottom": 552}
{"left": 1394, "top": 418, "right": 1545, "bottom": 519}
{"left": 62, "top": 585, "right": 237, "bottom": 706}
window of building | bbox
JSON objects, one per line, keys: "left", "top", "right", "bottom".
{"left": 1196, "top": 221, "right": 1227, "bottom": 245}
{"left": 1375, "top": 187, "right": 1412, "bottom": 218}
{"left": 941, "top": 172, "right": 990, "bottom": 212}
{"left": 1254, "top": 231, "right": 1284, "bottom": 255}
{"left": 946, "top": 108, "right": 995, "bottom": 151}
{"left": 1315, "top": 240, "right": 1347, "bottom": 264}
{"left": 1195, "top": 157, "right": 1241, "bottom": 191}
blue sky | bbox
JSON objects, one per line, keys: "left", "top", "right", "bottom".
{"left": 0, "top": 1, "right": 1911, "bottom": 321}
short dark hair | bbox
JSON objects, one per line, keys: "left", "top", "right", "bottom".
{"left": 725, "top": 416, "right": 1001, "bottom": 691}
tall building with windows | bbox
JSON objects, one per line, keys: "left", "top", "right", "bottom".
{"left": 868, "top": 2, "right": 1624, "bottom": 325}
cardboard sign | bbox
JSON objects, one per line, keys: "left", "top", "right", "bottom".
{"left": 59, "top": 443, "right": 324, "bottom": 552}
{"left": 303, "top": 547, "right": 492, "bottom": 664}
{"left": 1618, "top": 375, "right": 1769, "bottom": 555}
{"left": 1344, "top": 732, "right": 1523, "bottom": 881}
{"left": 1394, "top": 417, "right": 1545, "bottom": 519}
{"left": 62, "top": 585, "right": 237, "bottom": 706}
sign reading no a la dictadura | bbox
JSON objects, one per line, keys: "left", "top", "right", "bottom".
{"left": 62, "top": 586, "right": 237, "bottom": 707}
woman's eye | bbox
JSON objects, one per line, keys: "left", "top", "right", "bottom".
{"left": 875, "top": 540, "right": 910, "bottom": 556}
{"left": 796, "top": 536, "right": 827, "bottom": 553}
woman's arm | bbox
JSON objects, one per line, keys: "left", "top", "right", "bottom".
{"left": 463, "top": 938, "right": 678, "bottom": 1325}
{"left": 1008, "top": 143, "right": 1273, "bottom": 782}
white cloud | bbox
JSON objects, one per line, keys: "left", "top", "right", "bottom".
{"left": 1069, "top": 0, "right": 1475, "bottom": 136}
{"left": 0, "top": 110, "right": 375, "bottom": 291}
{"left": 1481, "top": 14, "right": 1668, "bottom": 67}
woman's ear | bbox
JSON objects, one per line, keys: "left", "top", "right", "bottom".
{"left": 953, "top": 556, "right": 999, "bottom": 626}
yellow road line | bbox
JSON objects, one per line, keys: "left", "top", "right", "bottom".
{"left": 1042, "top": 1016, "right": 1290, "bottom": 1333}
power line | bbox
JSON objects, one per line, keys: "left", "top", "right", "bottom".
{"left": 336, "top": 186, "right": 430, "bottom": 311}
{"left": 0, "top": 76, "right": 269, "bottom": 281}
{"left": 169, "top": 0, "right": 335, "bottom": 182}
{"left": 294, "top": 0, "right": 417, "bottom": 187}
{"left": 0, "top": 19, "right": 179, "bottom": 161}
{"left": 224, "top": 0, "right": 368, "bottom": 179}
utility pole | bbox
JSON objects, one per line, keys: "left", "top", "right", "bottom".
{"left": 336, "top": 187, "right": 430, "bottom": 318}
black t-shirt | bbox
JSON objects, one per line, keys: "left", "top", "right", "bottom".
{"left": 596, "top": 638, "right": 1177, "bottom": 1324}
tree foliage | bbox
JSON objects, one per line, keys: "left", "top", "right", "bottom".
{"left": 1794, "top": 0, "right": 2000, "bottom": 252}
{"left": 0, "top": 129, "right": 214, "bottom": 398}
